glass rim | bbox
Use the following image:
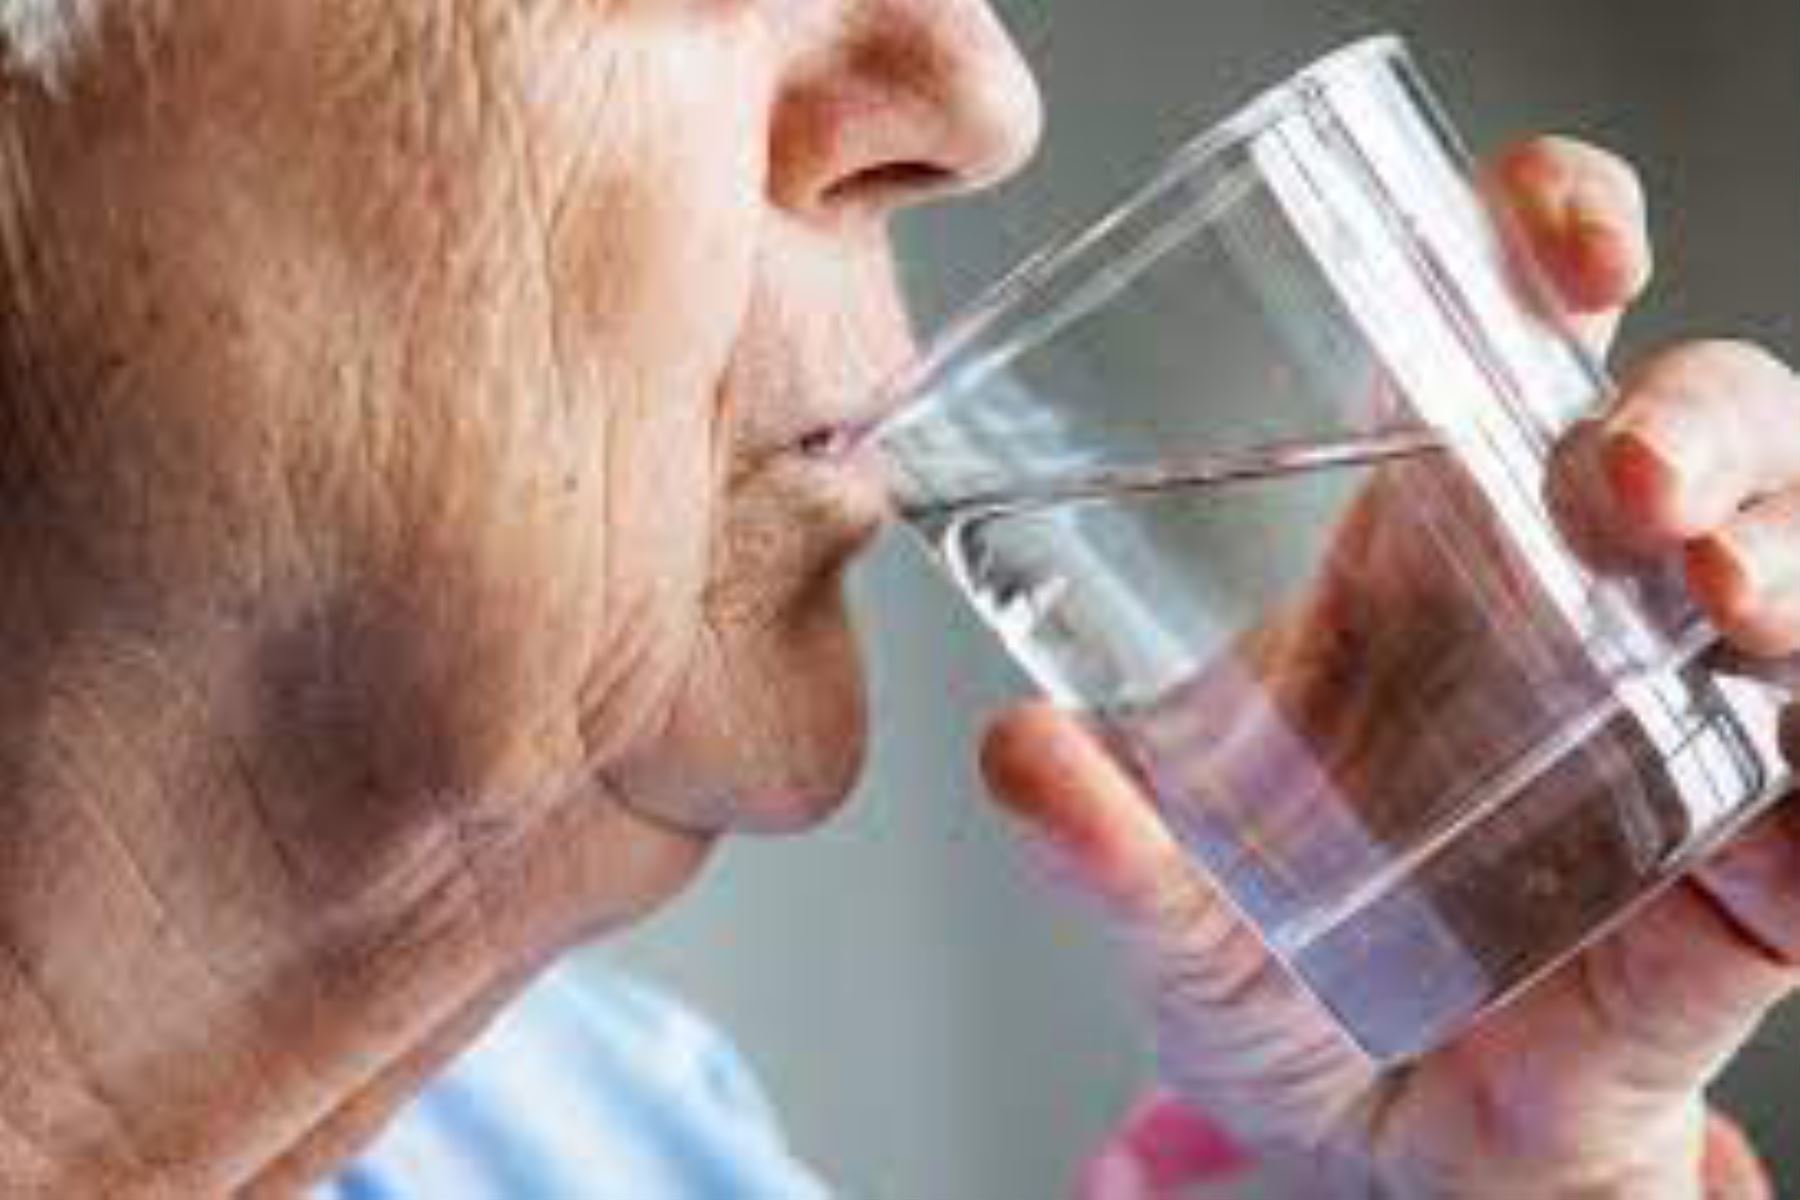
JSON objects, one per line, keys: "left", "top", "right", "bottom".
{"left": 869, "top": 32, "right": 1412, "bottom": 447}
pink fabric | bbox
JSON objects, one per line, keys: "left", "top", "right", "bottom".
{"left": 1077, "top": 1091, "right": 1250, "bottom": 1199}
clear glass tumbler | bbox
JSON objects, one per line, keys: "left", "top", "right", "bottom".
{"left": 875, "top": 35, "right": 1789, "bottom": 1062}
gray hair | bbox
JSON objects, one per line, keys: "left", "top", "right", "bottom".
{"left": 0, "top": 0, "right": 99, "bottom": 85}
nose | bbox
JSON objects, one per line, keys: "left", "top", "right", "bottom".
{"left": 769, "top": 0, "right": 1044, "bottom": 224}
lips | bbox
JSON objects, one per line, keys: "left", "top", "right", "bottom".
{"left": 796, "top": 421, "right": 862, "bottom": 462}
{"left": 771, "top": 420, "right": 895, "bottom": 555}
{"left": 785, "top": 357, "right": 921, "bottom": 470}
{"left": 750, "top": 384, "right": 910, "bottom": 571}
{"left": 719, "top": 226, "right": 918, "bottom": 517}
{"left": 729, "top": 374, "right": 898, "bottom": 480}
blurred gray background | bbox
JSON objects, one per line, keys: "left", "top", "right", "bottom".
{"left": 583, "top": 1, "right": 1800, "bottom": 1195}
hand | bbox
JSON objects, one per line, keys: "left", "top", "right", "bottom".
{"left": 983, "top": 137, "right": 1798, "bottom": 1199}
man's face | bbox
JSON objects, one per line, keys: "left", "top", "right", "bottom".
{"left": 6, "top": 0, "right": 1039, "bottom": 844}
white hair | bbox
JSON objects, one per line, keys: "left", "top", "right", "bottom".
{"left": 0, "top": 0, "right": 100, "bottom": 85}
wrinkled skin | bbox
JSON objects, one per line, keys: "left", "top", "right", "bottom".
{"left": 987, "top": 139, "right": 1800, "bottom": 1198}
{"left": 4, "top": 4, "right": 1795, "bottom": 1197}
{"left": 0, "top": 1, "right": 1038, "bottom": 1193}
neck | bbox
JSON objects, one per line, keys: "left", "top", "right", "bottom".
{"left": 0, "top": 550, "right": 706, "bottom": 1194}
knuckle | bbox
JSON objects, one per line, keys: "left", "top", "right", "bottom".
{"left": 1668, "top": 339, "right": 1785, "bottom": 389}
{"left": 1143, "top": 904, "right": 1272, "bottom": 1016}
{"left": 1626, "top": 339, "right": 1787, "bottom": 413}
{"left": 1700, "top": 338, "right": 1790, "bottom": 387}
{"left": 1139, "top": 869, "right": 1231, "bottom": 947}
{"left": 1132, "top": 873, "right": 1266, "bottom": 990}
{"left": 1634, "top": 341, "right": 1725, "bottom": 397}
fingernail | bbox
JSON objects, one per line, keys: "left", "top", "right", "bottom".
{"left": 1688, "top": 533, "right": 1757, "bottom": 614}
{"left": 1567, "top": 175, "right": 1624, "bottom": 244}
{"left": 1601, "top": 428, "right": 1685, "bottom": 528}
{"left": 1603, "top": 418, "right": 1720, "bottom": 533}
{"left": 1570, "top": 211, "right": 1633, "bottom": 292}
{"left": 1511, "top": 179, "right": 1565, "bottom": 242}
{"left": 1565, "top": 182, "right": 1625, "bottom": 279}
{"left": 1511, "top": 169, "right": 1604, "bottom": 251}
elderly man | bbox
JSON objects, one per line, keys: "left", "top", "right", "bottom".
{"left": 0, "top": 1, "right": 1793, "bottom": 1196}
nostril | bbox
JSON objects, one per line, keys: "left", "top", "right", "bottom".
{"left": 822, "top": 161, "right": 961, "bottom": 210}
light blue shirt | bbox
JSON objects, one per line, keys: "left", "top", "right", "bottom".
{"left": 316, "top": 966, "right": 830, "bottom": 1200}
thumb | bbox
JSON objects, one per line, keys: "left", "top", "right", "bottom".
{"left": 979, "top": 702, "right": 1282, "bottom": 1009}
{"left": 980, "top": 702, "right": 1382, "bottom": 1147}
{"left": 979, "top": 700, "right": 1214, "bottom": 927}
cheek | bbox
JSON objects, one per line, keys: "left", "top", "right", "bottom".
{"left": 531, "top": 14, "right": 778, "bottom": 582}
{"left": 540, "top": 13, "right": 774, "bottom": 385}
{"left": 266, "top": 10, "right": 783, "bottom": 786}
{"left": 497, "top": 14, "right": 787, "bottom": 762}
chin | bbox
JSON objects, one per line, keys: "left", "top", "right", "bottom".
{"left": 714, "top": 613, "right": 874, "bottom": 836}
{"left": 731, "top": 706, "right": 870, "bottom": 835}
{"left": 730, "top": 770, "right": 864, "bottom": 835}
{"left": 606, "top": 581, "right": 876, "bottom": 837}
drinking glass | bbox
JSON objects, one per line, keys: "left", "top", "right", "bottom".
{"left": 874, "top": 35, "right": 1789, "bottom": 1062}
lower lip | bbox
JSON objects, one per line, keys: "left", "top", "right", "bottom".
{"left": 779, "top": 434, "right": 893, "bottom": 540}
